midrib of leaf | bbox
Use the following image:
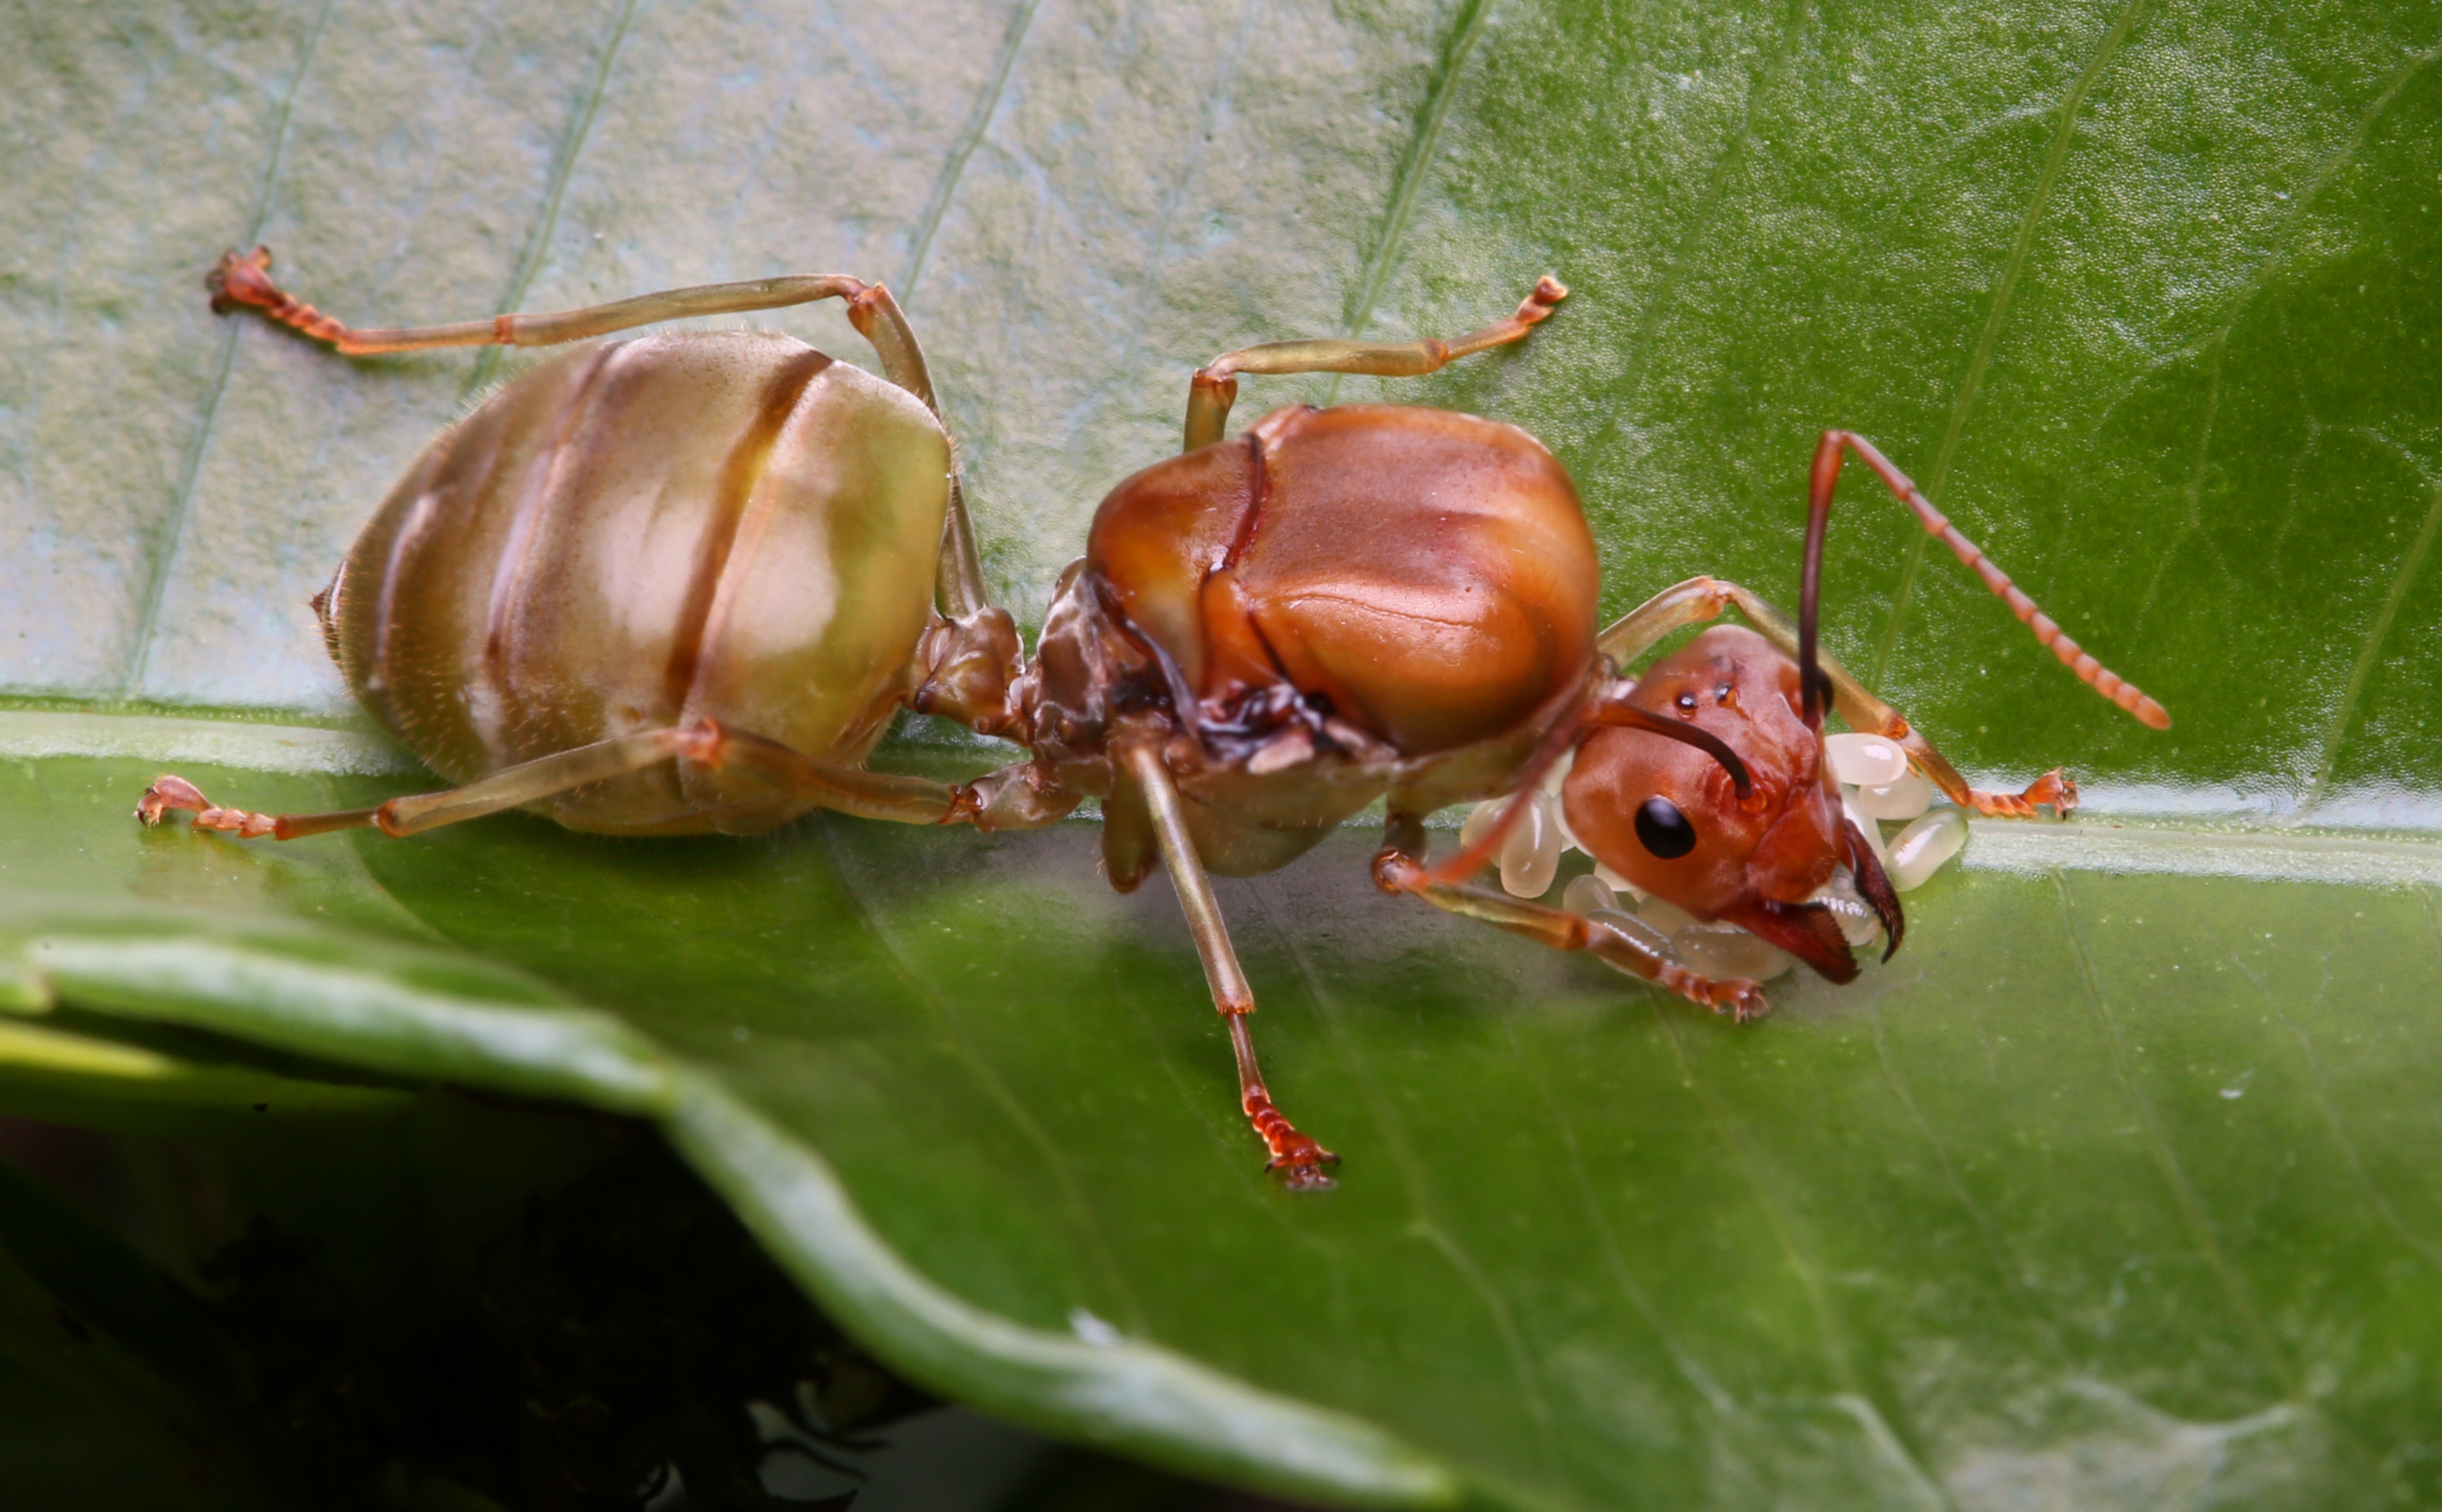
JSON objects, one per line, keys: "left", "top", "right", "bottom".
{"left": 17, "top": 708, "right": 2442, "bottom": 882}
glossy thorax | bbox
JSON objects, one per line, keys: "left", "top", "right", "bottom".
{"left": 322, "top": 333, "right": 951, "bottom": 834}
{"left": 1012, "top": 403, "right": 1601, "bottom": 881}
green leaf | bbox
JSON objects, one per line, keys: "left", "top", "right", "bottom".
{"left": 4, "top": 0, "right": 2440, "bottom": 1507}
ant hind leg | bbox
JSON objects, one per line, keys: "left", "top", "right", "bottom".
{"left": 209, "top": 247, "right": 992, "bottom": 620}
{"left": 137, "top": 721, "right": 998, "bottom": 841}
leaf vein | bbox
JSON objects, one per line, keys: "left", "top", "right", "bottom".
{"left": 2235, "top": 952, "right": 2442, "bottom": 1275}
{"left": 1657, "top": 1008, "right": 1959, "bottom": 1511}
{"left": 811, "top": 824, "right": 1151, "bottom": 1334}
{"left": 1519, "top": 1019, "right": 1743, "bottom": 1420}
{"left": 1320, "top": 0, "right": 1494, "bottom": 405}
{"left": 1867, "top": 1004, "right": 2052, "bottom": 1334}
{"left": 1261, "top": 896, "right": 1563, "bottom": 1483}
{"left": 1098, "top": 0, "right": 1260, "bottom": 418}
{"left": 898, "top": 0, "right": 1043, "bottom": 303}
{"left": 123, "top": 0, "right": 339, "bottom": 695}
{"left": 2307, "top": 449, "right": 2442, "bottom": 806}
{"left": 1868, "top": 0, "right": 2149, "bottom": 686}
{"left": 462, "top": 0, "right": 640, "bottom": 399}
{"left": 2053, "top": 870, "right": 2299, "bottom": 1394}
{"left": 1610, "top": 0, "right": 1809, "bottom": 408}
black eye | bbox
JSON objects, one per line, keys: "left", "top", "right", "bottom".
{"left": 1674, "top": 691, "right": 1698, "bottom": 712}
{"left": 1635, "top": 796, "right": 1697, "bottom": 859}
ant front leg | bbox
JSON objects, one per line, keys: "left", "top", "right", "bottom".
{"left": 1372, "top": 810, "right": 1770, "bottom": 1020}
{"left": 1118, "top": 743, "right": 1337, "bottom": 1190}
{"left": 1599, "top": 578, "right": 2072, "bottom": 818}
{"left": 138, "top": 722, "right": 1009, "bottom": 841}
{"left": 1182, "top": 276, "right": 1567, "bottom": 451}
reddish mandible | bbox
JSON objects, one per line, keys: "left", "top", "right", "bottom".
{"left": 145, "top": 249, "right": 2169, "bottom": 1190}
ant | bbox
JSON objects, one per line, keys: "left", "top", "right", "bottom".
{"left": 144, "top": 249, "right": 2166, "bottom": 1188}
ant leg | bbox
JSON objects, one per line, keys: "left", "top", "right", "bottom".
{"left": 209, "top": 248, "right": 883, "bottom": 356}
{"left": 1598, "top": 576, "right": 2072, "bottom": 819}
{"left": 1372, "top": 810, "right": 1769, "bottom": 1020}
{"left": 207, "top": 249, "right": 991, "bottom": 619}
{"left": 1182, "top": 277, "right": 1567, "bottom": 451}
{"left": 1594, "top": 576, "right": 1741, "bottom": 667}
{"left": 136, "top": 721, "right": 1008, "bottom": 841}
{"left": 1117, "top": 742, "right": 1337, "bottom": 1190}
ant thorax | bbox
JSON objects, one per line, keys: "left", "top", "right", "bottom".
{"left": 1009, "top": 553, "right": 1594, "bottom": 885}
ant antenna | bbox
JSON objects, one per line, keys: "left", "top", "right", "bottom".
{"left": 1801, "top": 438, "right": 1837, "bottom": 735}
{"left": 1801, "top": 431, "right": 2169, "bottom": 731}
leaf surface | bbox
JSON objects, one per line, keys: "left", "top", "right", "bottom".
{"left": 3, "top": 0, "right": 2439, "bottom": 1505}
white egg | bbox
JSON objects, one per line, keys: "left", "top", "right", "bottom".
{"left": 1888, "top": 807, "right": 1968, "bottom": 891}
{"left": 1499, "top": 793, "right": 1564, "bottom": 899}
{"left": 1851, "top": 770, "right": 1935, "bottom": 820}
{"left": 1674, "top": 922, "right": 1793, "bottom": 981}
{"left": 1561, "top": 873, "right": 1619, "bottom": 917}
{"left": 1825, "top": 732, "right": 1909, "bottom": 786}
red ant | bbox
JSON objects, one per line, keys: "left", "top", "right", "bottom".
{"left": 145, "top": 251, "right": 2166, "bottom": 1188}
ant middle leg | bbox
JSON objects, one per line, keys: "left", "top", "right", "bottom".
{"left": 1117, "top": 742, "right": 1337, "bottom": 1190}
{"left": 1597, "top": 576, "right": 2071, "bottom": 818}
{"left": 1372, "top": 810, "right": 1770, "bottom": 1021}
{"left": 1181, "top": 276, "right": 1567, "bottom": 451}
{"left": 137, "top": 721, "right": 1014, "bottom": 842}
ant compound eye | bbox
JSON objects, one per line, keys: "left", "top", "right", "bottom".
{"left": 1635, "top": 796, "right": 1697, "bottom": 859}
{"left": 1674, "top": 691, "right": 1699, "bottom": 713}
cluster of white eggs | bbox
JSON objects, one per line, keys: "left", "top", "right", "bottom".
{"left": 1457, "top": 733, "right": 1968, "bottom": 983}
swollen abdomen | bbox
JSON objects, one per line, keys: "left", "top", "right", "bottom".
{"left": 326, "top": 332, "right": 949, "bottom": 833}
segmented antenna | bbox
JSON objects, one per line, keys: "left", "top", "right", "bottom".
{"left": 1807, "top": 431, "right": 2171, "bottom": 730}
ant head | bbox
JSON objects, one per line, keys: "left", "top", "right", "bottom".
{"left": 1562, "top": 625, "right": 1899, "bottom": 982}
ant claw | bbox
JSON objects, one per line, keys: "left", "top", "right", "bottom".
{"left": 136, "top": 775, "right": 208, "bottom": 827}
{"left": 1268, "top": 1149, "right": 1340, "bottom": 1193}
{"left": 1717, "top": 980, "right": 1770, "bottom": 1023}
{"left": 1967, "top": 768, "right": 2078, "bottom": 819}
{"left": 206, "top": 247, "right": 277, "bottom": 314}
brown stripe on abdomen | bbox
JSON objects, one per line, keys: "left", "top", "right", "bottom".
{"left": 480, "top": 343, "right": 620, "bottom": 754}
{"left": 662, "top": 347, "right": 835, "bottom": 717}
